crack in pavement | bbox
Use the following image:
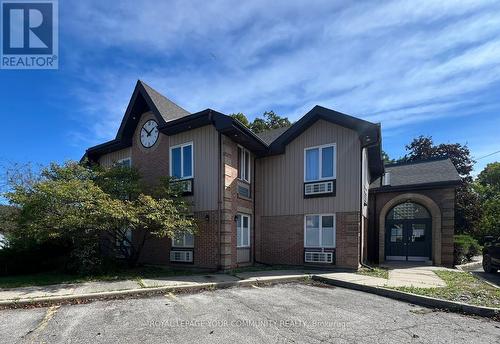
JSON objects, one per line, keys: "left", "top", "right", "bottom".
{"left": 22, "top": 305, "right": 60, "bottom": 342}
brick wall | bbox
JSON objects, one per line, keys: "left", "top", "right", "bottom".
{"left": 370, "top": 187, "right": 456, "bottom": 267}
{"left": 257, "top": 212, "right": 360, "bottom": 269}
{"left": 130, "top": 112, "right": 170, "bottom": 190}
{"left": 138, "top": 210, "right": 219, "bottom": 270}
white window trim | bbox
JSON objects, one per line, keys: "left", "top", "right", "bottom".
{"left": 304, "top": 214, "right": 336, "bottom": 248}
{"left": 116, "top": 157, "right": 131, "bottom": 166}
{"left": 303, "top": 143, "right": 336, "bottom": 182}
{"left": 169, "top": 142, "right": 194, "bottom": 180}
{"left": 171, "top": 233, "right": 194, "bottom": 248}
{"left": 236, "top": 213, "right": 251, "bottom": 248}
{"left": 237, "top": 145, "right": 251, "bottom": 183}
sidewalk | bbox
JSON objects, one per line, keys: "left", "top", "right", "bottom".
{"left": 0, "top": 266, "right": 447, "bottom": 304}
{"left": 0, "top": 269, "right": 316, "bottom": 304}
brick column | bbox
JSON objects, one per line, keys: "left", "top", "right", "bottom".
{"left": 336, "top": 212, "right": 360, "bottom": 269}
{"left": 220, "top": 136, "right": 237, "bottom": 270}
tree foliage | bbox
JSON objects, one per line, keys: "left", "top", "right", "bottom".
{"left": 230, "top": 110, "right": 291, "bottom": 134}
{"left": 1, "top": 161, "right": 197, "bottom": 272}
{"left": 403, "top": 135, "right": 479, "bottom": 235}
{"left": 475, "top": 162, "right": 500, "bottom": 239}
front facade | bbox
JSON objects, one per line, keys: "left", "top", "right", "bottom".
{"left": 86, "top": 81, "right": 460, "bottom": 270}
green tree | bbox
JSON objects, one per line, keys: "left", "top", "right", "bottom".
{"left": 382, "top": 150, "right": 395, "bottom": 164}
{"left": 229, "top": 113, "right": 250, "bottom": 127}
{"left": 229, "top": 111, "right": 291, "bottom": 133}
{"left": 262, "top": 110, "right": 291, "bottom": 130}
{"left": 403, "top": 135, "right": 480, "bottom": 235}
{"left": 249, "top": 118, "right": 269, "bottom": 133}
{"left": 1, "top": 161, "right": 197, "bottom": 271}
{"left": 475, "top": 162, "right": 500, "bottom": 238}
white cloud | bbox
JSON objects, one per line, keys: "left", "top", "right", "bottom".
{"left": 64, "top": 0, "right": 500, "bottom": 161}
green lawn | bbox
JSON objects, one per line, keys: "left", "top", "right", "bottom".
{"left": 0, "top": 266, "right": 196, "bottom": 289}
{"left": 391, "top": 270, "right": 500, "bottom": 309}
{"left": 357, "top": 267, "right": 389, "bottom": 279}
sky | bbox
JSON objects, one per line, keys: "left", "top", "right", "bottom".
{"left": 1, "top": 0, "right": 499, "bottom": 178}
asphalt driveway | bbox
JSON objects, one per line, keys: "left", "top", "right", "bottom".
{"left": 1, "top": 283, "right": 499, "bottom": 344}
{"left": 471, "top": 266, "right": 500, "bottom": 288}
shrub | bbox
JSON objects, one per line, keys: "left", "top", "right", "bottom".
{"left": 454, "top": 234, "right": 481, "bottom": 265}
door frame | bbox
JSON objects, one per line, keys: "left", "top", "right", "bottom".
{"left": 385, "top": 218, "right": 432, "bottom": 261}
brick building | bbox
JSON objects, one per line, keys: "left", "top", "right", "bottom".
{"left": 86, "top": 81, "right": 460, "bottom": 270}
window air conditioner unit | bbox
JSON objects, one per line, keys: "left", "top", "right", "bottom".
{"left": 304, "top": 181, "right": 334, "bottom": 195}
{"left": 170, "top": 250, "right": 193, "bottom": 263}
{"left": 304, "top": 251, "right": 333, "bottom": 263}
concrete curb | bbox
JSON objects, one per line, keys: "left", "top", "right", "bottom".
{"left": 312, "top": 275, "right": 499, "bottom": 319}
{"left": 456, "top": 260, "right": 482, "bottom": 271}
{"left": 0, "top": 275, "right": 309, "bottom": 308}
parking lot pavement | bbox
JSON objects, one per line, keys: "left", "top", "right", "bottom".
{"left": 1, "top": 283, "right": 499, "bottom": 344}
{"left": 471, "top": 267, "right": 500, "bottom": 288}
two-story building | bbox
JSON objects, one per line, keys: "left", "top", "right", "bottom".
{"left": 85, "top": 81, "right": 461, "bottom": 270}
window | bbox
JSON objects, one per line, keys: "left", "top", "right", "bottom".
{"left": 304, "top": 144, "right": 335, "bottom": 182}
{"left": 390, "top": 224, "right": 403, "bottom": 243}
{"left": 387, "top": 202, "right": 430, "bottom": 220}
{"left": 116, "top": 158, "right": 131, "bottom": 167}
{"left": 238, "top": 146, "right": 250, "bottom": 183}
{"left": 116, "top": 228, "right": 132, "bottom": 248}
{"left": 304, "top": 214, "right": 335, "bottom": 248}
{"left": 236, "top": 214, "right": 250, "bottom": 248}
{"left": 170, "top": 142, "right": 193, "bottom": 179}
{"left": 172, "top": 232, "right": 194, "bottom": 248}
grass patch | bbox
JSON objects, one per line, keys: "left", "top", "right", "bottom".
{"left": 391, "top": 270, "right": 500, "bottom": 309}
{"left": 0, "top": 266, "right": 197, "bottom": 289}
{"left": 357, "top": 267, "right": 389, "bottom": 279}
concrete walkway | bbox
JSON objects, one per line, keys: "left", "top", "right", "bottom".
{"left": 0, "top": 266, "right": 448, "bottom": 303}
{"left": 0, "top": 270, "right": 316, "bottom": 302}
{"left": 317, "top": 265, "right": 448, "bottom": 289}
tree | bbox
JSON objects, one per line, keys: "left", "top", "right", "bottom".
{"left": 382, "top": 150, "right": 395, "bottom": 164}
{"left": 403, "top": 135, "right": 479, "bottom": 235}
{"left": 1, "top": 161, "right": 197, "bottom": 272}
{"left": 229, "top": 111, "right": 291, "bottom": 134}
{"left": 229, "top": 113, "right": 250, "bottom": 127}
{"left": 475, "top": 162, "right": 500, "bottom": 238}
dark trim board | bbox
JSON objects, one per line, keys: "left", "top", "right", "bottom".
{"left": 370, "top": 180, "right": 461, "bottom": 194}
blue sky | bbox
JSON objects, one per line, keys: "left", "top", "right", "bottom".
{"left": 1, "top": 0, "right": 499, "bottom": 176}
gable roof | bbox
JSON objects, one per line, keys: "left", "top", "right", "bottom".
{"left": 159, "top": 109, "right": 269, "bottom": 155}
{"left": 86, "top": 80, "right": 189, "bottom": 161}
{"left": 370, "top": 157, "right": 461, "bottom": 192}
{"left": 255, "top": 126, "right": 291, "bottom": 145}
{"left": 268, "top": 105, "right": 384, "bottom": 178}
{"left": 139, "top": 81, "right": 190, "bottom": 123}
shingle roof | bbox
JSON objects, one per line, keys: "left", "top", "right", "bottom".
{"left": 370, "top": 158, "right": 461, "bottom": 189}
{"left": 255, "top": 126, "right": 291, "bottom": 145}
{"left": 139, "top": 80, "right": 190, "bottom": 122}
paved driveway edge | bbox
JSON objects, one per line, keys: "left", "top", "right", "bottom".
{"left": 312, "top": 275, "right": 499, "bottom": 318}
{"left": 0, "top": 275, "right": 309, "bottom": 309}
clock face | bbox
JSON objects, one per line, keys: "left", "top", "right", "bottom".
{"left": 140, "top": 119, "right": 159, "bottom": 148}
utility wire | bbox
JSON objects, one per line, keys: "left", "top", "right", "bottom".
{"left": 475, "top": 150, "right": 500, "bottom": 161}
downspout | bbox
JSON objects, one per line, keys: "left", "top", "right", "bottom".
{"left": 218, "top": 132, "right": 222, "bottom": 270}
{"left": 359, "top": 141, "right": 380, "bottom": 270}
{"left": 252, "top": 155, "right": 272, "bottom": 267}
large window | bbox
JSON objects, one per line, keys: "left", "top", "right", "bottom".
{"left": 238, "top": 146, "right": 250, "bottom": 183}
{"left": 304, "top": 144, "right": 335, "bottom": 182}
{"left": 170, "top": 142, "right": 193, "bottom": 179}
{"left": 236, "top": 214, "right": 250, "bottom": 248}
{"left": 304, "top": 214, "right": 335, "bottom": 248}
{"left": 172, "top": 232, "right": 194, "bottom": 248}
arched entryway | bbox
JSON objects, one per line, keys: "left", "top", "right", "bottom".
{"left": 385, "top": 202, "right": 432, "bottom": 262}
{"left": 378, "top": 193, "right": 442, "bottom": 265}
